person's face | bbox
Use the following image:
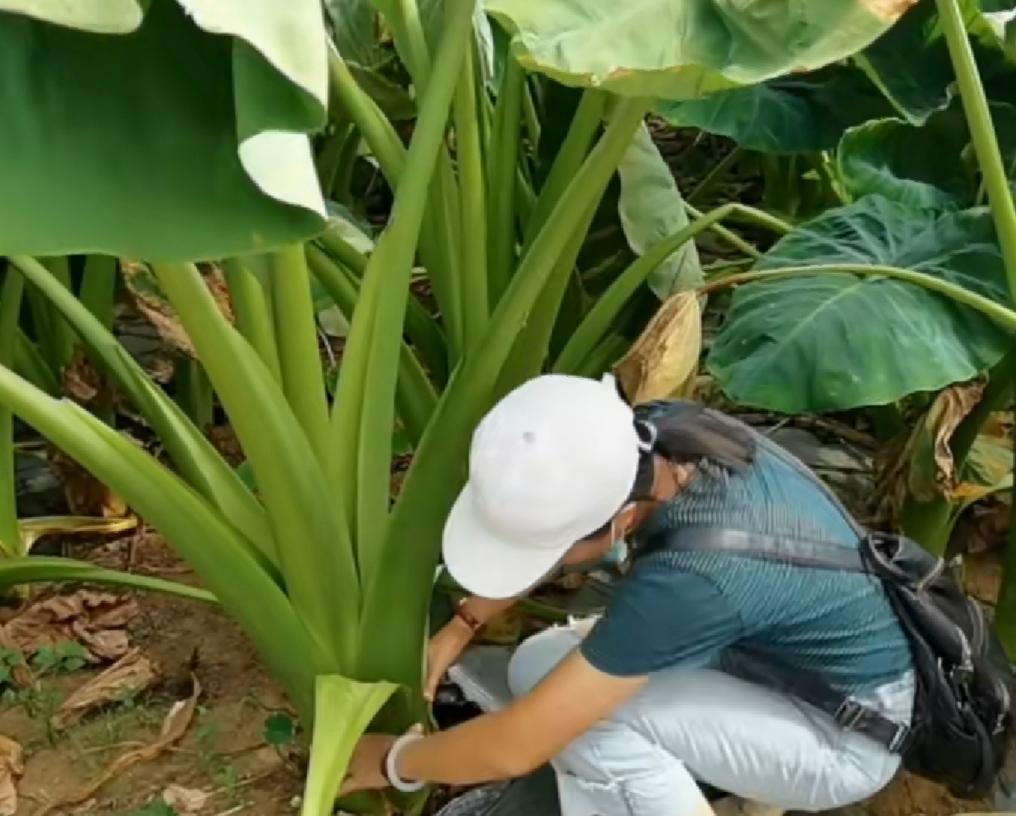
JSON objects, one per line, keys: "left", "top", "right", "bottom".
{"left": 561, "top": 503, "right": 638, "bottom": 567}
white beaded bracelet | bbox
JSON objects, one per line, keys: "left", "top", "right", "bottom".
{"left": 384, "top": 732, "right": 426, "bottom": 793}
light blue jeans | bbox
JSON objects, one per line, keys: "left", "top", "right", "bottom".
{"left": 507, "top": 622, "right": 914, "bottom": 816}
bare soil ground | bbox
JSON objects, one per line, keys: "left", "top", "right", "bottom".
{"left": 6, "top": 532, "right": 303, "bottom": 816}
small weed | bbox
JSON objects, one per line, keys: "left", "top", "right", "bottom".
{"left": 31, "top": 640, "right": 88, "bottom": 674}
{"left": 195, "top": 706, "right": 242, "bottom": 803}
{"left": 125, "top": 797, "right": 178, "bottom": 816}
{"left": 0, "top": 646, "right": 25, "bottom": 684}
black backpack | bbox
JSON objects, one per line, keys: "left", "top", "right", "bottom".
{"left": 649, "top": 411, "right": 1016, "bottom": 799}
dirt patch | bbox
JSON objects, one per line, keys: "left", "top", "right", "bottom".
{"left": 4, "top": 532, "right": 302, "bottom": 816}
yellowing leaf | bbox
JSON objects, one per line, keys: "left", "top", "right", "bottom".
{"left": 614, "top": 291, "right": 701, "bottom": 404}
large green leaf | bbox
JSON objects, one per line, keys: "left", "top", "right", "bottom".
{"left": 483, "top": 0, "right": 914, "bottom": 100}
{"left": 708, "top": 197, "right": 1012, "bottom": 413}
{"left": 857, "top": 0, "right": 1015, "bottom": 124}
{"left": 837, "top": 116, "right": 975, "bottom": 208}
{"left": 0, "top": 0, "right": 328, "bottom": 261}
{"left": 658, "top": 67, "right": 895, "bottom": 153}
{"left": 617, "top": 123, "right": 701, "bottom": 297}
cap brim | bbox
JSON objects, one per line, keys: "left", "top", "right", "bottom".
{"left": 442, "top": 482, "right": 571, "bottom": 599}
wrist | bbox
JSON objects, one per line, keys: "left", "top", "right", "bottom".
{"left": 383, "top": 733, "right": 426, "bottom": 793}
{"left": 453, "top": 598, "right": 483, "bottom": 636}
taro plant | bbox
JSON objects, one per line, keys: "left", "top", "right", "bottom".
{"left": 694, "top": 0, "right": 1016, "bottom": 647}
{"left": 0, "top": 0, "right": 918, "bottom": 812}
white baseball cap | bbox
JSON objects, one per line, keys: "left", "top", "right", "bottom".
{"left": 442, "top": 374, "right": 640, "bottom": 599}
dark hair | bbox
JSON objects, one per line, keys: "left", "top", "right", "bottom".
{"left": 580, "top": 401, "right": 755, "bottom": 541}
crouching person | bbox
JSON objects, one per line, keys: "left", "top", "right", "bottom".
{"left": 343, "top": 375, "right": 914, "bottom": 816}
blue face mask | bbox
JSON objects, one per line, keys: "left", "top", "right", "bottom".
{"left": 598, "top": 516, "right": 629, "bottom": 567}
{"left": 601, "top": 537, "right": 629, "bottom": 567}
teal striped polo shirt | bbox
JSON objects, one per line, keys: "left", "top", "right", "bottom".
{"left": 580, "top": 404, "right": 913, "bottom": 695}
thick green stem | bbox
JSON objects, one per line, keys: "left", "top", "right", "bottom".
{"left": 14, "top": 330, "right": 58, "bottom": 395}
{"left": 327, "top": 44, "right": 463, "bottom": 363}
{"left": 175, "top": 358, "right": 214, "bottom": 432}
{"left": 523, "top": 90, "right": 606, "bottom": 249}
{"left": 937, "top": 0, "right": 1016, "bottom": 300}
{"left": 154, "top": 263, "right": 357, "bottom": 670}
{"left": 455, "top": 41, "right": 489, "bottom": 349}
{"left": 0, "top": 272, "right": 23, "bottom": 557}
{"left": 7, "top": 256, "right": 276, "bottom": 565}
{"left": 317, "top": 230, "right": 449, "bottom": 385}
{"left": 269, "top": 246, "right": 333, "bottom": 470}
{"left": 39, "top": 256, "right": 76, "bottom": 372}
{"left": 327, "top": 46, "right": 406, "bottom": 181}
{"left": 385, "top": 0, "right": 432, "bottom": 91}
{"left": 79, "top": 255, "right": 117, "bottom": 330}
{"left": 496, "top": 194, "right": 602, "bottom": 397}
{"left": 486, "top": 56, "right": 525, "bottom": 305}
{"left": 300, "top": 676, "right": 397, "bottom": 816}
{"left": 223, "top": 259, "right": 281, "bottom": 382}
{"left": 555, "top": 203, "right": 786, "bottom": 373}
{"left": 307, "top": 246, "right": 437, "bottom": 446}
{"left": 361, "top": 99, "right": 652, "bottom": 687}
{"left": 700, "top": 264, "right": 1016, "bottom": 329}
{"left": 330, "top": 0, "right": 474, "bottom": 578}
{"left": 684, "top": 202, "right": 764, "bottom": 258}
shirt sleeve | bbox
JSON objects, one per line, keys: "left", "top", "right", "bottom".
{"left": 580, "top": 565, "right": 743, "bottom": 677}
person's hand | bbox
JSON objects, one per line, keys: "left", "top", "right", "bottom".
{"left": 424, "top": 616, "right": 474, "bottom": 702}
{"left": 340, "top": 733, "right": 397, "bottom": 795}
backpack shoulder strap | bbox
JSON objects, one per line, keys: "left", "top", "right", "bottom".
{"left": 654, "top": 526, "right": 868, "bottom": 573}
{"left": 698, "top": 407, "right": 869, "bottom": 540}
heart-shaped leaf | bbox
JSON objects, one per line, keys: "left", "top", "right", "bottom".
{"left": 837, "top": 116, "right": 975, "bottom": 208}
{"left": 708, "top": 197, "right": 1012, "bottom": 413}
{"left": 484, "top": 0, "right": 915, "bottom": 100}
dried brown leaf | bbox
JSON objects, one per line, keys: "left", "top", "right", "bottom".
{"left": 53, "top": 649, "right": 158, "bottom": 729}
{"left": 614, "top": 291, "right": 701, "bottom": 405}
{"left": 0, "top": 736, "right": 22, "bottom": 816}
{"left": 907, "top": 381, "right": 985, "bottom": 502}
{"left": 35, "top": 677, "right": 201, "bottom": 816}
{"left": 62, "top": 347, "right": 105, "bottom": 405}
{"left": 162, "top": 784, "right": 211, "bottom": 813}
{"left": 2, "top": 590, "right": 138, "bottom": 663}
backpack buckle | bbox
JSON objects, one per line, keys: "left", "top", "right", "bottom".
{"left": 834, "top": 698, "right": 865, "bottom": 729}
{"left": 888, "top": 722, "right": 910, "bottom": 753}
